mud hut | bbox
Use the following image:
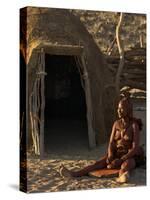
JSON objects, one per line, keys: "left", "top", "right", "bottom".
{"left": 20, "top": 7, "right": 117, "bottom": 157}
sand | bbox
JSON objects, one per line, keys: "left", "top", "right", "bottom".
{"left": 22, "top": 98, "right": 146, "bottom": 193}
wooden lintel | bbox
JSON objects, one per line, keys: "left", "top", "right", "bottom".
{"left": 35, "top": 44, "right": 84, "bottom": 56}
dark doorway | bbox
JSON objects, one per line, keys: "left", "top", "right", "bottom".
{"left": 44, "top": 54, "right": 88, "bottom": 156}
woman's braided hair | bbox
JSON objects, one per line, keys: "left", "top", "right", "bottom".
{"left": 119, "top": 92, "right": 143, "bottom": 131}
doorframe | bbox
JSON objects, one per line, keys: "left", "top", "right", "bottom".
{"left": 37, "top": 44, "right": 96, "bottom": 158}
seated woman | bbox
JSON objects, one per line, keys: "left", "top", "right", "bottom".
{"left": 60, "top": 95, "right": 144, "bottom": 183}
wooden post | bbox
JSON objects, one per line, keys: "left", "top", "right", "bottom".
{"left": 140, "top": 33, "right": 144, "bottom": 48}
{"left": 80, "top": 53, "right": 96, "bottom": 148}
{"left": 115, "top": 13, "right": 125, "bottom": 94}
{"left": 40, "top": 48, "right": 45, "bottom": 158}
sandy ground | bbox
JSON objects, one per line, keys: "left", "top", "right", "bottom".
{"left": 24, "top": 156, "right": 146, "bottom": 193}
{"left": 22, "top": 99, "right": 146, "bottom": 193}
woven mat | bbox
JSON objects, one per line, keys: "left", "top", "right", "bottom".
{"left": 89, "top": 169, "right": 119, "bottom": 178}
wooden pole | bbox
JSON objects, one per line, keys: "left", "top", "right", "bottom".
{"left": 115, "top": 13, "right": 125, "bottom": 94}
{"left": 20, "top": 112, "right": 24, "bottom": 148}
{"left": 40, "top": 48, "right": 45, "bottom": 158}
{"left": 80, "top": 53, "right": 96, "bottom": 148}
{"left": 140, "top": 33, "right": 144, "bottom": 48}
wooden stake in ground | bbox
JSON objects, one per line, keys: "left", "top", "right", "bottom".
{"left": 115, "top": 13, "right": 125, "bottom": 94}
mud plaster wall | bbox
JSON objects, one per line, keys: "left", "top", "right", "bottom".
{"left": 23, "top": 7, "right": 117, "bottom": 146}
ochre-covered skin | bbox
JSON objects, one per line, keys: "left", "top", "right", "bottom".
{"left": 61, "top": 97, "right": 144, "bottom": 182}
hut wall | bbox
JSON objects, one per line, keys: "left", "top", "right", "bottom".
{"left": 24, "top": 7, "right": 117, "bottom": 148}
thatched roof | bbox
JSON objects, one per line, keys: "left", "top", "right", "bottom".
{"left": 21, "top": 7, "right": 104, "bottom": 64}
{"left": 20, "top": 7, "right": 117, "bottom": 144}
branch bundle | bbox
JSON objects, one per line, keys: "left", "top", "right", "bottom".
{"left": 106, "top": 47, "right": 146, "bottom": 90}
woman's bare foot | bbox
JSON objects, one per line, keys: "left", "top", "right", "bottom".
{"left": 60, "top": 165, "right": 73, "bottom": 177}
{"left": 116, "top": 171, "right": 129, "bottom": 183}
{"left": 107, "top": 164, "right": 113, "bottom": 169}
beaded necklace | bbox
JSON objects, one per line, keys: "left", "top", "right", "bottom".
{"left": 119, "top": 118, "right": 131, "bottom": 138}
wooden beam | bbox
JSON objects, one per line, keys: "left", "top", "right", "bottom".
{"left": 35, "top": 43, "right": 84, "bottom": 56}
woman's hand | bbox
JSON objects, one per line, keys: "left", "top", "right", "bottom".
{"left": 106, "top": 154, "right": 114, "bottom": 164}
{"left": 121, "top": 155, "right": 127, "bottom": 161}
{"left": 107, "top": 158, "right": 123, "bottom": 169}
{"left": 112, "top": 159, "right": 123, "bottom": 168}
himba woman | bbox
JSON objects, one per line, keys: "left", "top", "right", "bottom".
{"left": 60, "top": 94, "right": 144, "bottom": 183}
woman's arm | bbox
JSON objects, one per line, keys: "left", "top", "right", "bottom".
{"left": 107, "top": 121, "right": 117, "bottom": 163}
{"left": 121, "top": 122, "right": 140, "bottom": 161}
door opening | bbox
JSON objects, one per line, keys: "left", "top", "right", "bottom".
{"left": 44, "top": 54, "right": 88, "bottom": 155}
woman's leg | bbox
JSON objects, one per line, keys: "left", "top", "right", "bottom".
{"left": 116, "top": 158, "right": 136, "bottom": 183}
{"left": 61, "top": 156, "right": 107, "bottom": 177}
{"left": 119, "top": 158, "right": 136, "bottom": 176}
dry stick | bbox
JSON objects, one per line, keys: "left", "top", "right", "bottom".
{"left": 36, "top": 78, "right": 41, "bottom": 153}
{"left": 40, "top": 48, "right": 45, "bottom": 157}
{"left": 32, "top": 113, "right": 41, "bottom": 124}
{"left": 35, "top": 56, "right": 42, "bottom": 155}
{"left": 30, "top": 95, "right": 36, "bottom": 152}
{"left": 29, "top": 71, "right": 41, "bottom": 155}
{"left": 36, "top": 79, "right": 40, "bottom": 155}
{"left": 37, "top": 78, "right": 41, "bottom": 117}
{"left": 115, "top": 13, "right": 125, "bottom": 94}
{"left": 29, "top": 112, "right": 41, "bottom": 153}
{"left": 29, "top": 111, "right": 34, "bottom": 150}
{"left": 29, "top": 95, "right": 35, "bottom": 153}
{"left": 34, "top": 78, "right": 40, "bottom": 155}
{"left": 107, "top": 47, "right": 146, "bottom": 91}
{"left": 36, "top": 78, "right": 40, "bottom": 155}
{"left": 32, "top": 78, "right": 40, "bottom": 155}
{"left": 32, "top": 80, "right": 37, "bottom": 154}
{"left": 31, "top": 53, "right": 42, "bottom": 155}
{"left": 34, "top": 78, "right": 38, "bottom": 154}
{"left": 37, "top": 54, "right": 41, "bottom": 113}
{"left": 107, "top": 37, "right": 116, "bottom": 56}
{"left": 20, "top": 112, "right": 24, "bottom": 147}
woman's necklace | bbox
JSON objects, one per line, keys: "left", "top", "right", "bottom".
{"left": 120, "top": 129, "right": 125, "bottom": 138}
{"left": 120, "top": 119, "right": 130, "bottom": 138}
